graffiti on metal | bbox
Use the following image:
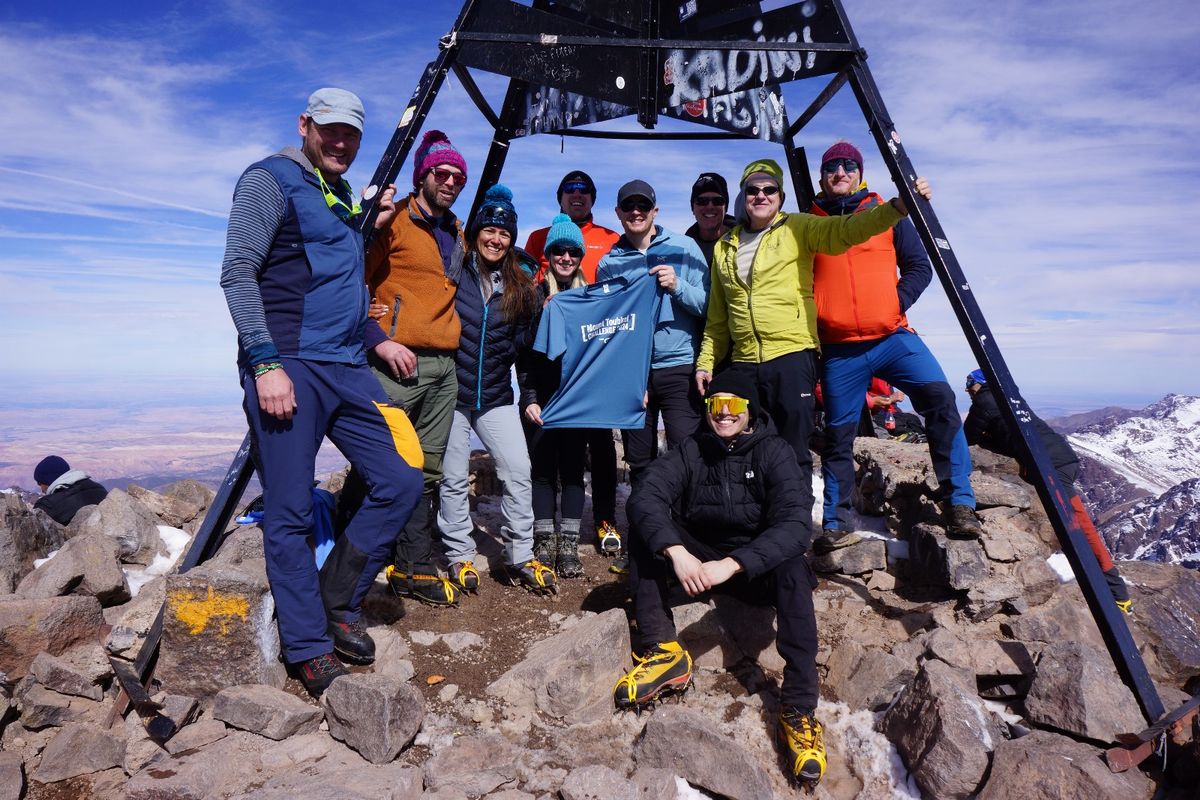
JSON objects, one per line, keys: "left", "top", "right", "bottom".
{"left": 517, "top": 85, "right": 631, "bottom": 137}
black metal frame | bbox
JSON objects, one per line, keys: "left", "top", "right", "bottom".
{"left": 185, "top": 0, "right": 1171, "bottom": 732}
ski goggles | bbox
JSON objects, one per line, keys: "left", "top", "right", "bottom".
{"left": 431, "top": 167, "right": 467, "bottom": 186}
{"left": 705, "top": 395, "right": 750, "bottom": 415}
{"left": 561, "top": 181, "right": 591, "bottom": 194}
{"left": 316, "top": 169, "right": 361, "bottom": 221}
{"left": 547, "top": 245, "right": 584, "bottom": 258}
{"left": 476, "top": 204, "right": 516, "bottom": 231}
{"left": 821, "top": 157, "right": 861, "bottom": 174}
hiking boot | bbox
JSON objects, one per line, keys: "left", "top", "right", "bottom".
{"left": 813, "top": 528, "right": 862, "bottom": 554}
{"left": 778, "top": 707, "right": 827, "bottom": 784}
{"left": 294, "top": 652, "right": 348, "bottom": 697}
{"left": 533, "top": 527, "right": 557, "bottom": 566}
{"left": 597, "top": 521, "right": 622, "bottom": 555}
{"left": 507, "top": 559, "right": 558, "bottom": 594}
{"left": 327, "top": 618, "right": 375, "bottom": 665}
{"left": 613, "top": 641, "right": 693, "bottom": 709}
{"left": 449, "top": 561, "right": 480, "bottom": 594}
{"left": 945, "top": 504, "right": 983, "bottom": 539}
{"left": 385, "top": 565, "right": 459, "bottom": 606}
{"left": 556, "top": 533, "right": 584, "bottom": 578}
{"left": 609, "top": 553, "right": 629, "bottom": 576}
{"left": 1115, "top": 598, "right": 1134, "bottom": 615}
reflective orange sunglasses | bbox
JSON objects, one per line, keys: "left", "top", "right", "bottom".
{"left": 704, "top": 395, "right": 750, "bottom": 415}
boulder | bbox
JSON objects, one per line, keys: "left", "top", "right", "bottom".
{"left": 907, "top": 523, "right": 990, "bottom": 591}
{"left": 0, "top": 751, "right": 23, "bottom": 800}
{"left": 0, "top": 494, "right": 66, "bottom": 592}
{"left": 812, "top": 539, "right": 888, "bottom": 575}
{"left": 103, "top": 575, "right": 165, "bottom": 658}
{"left": 1023, "top": 640, "right": 1144, "bottom": 742}
{"left": 68, "top": 489, "right": 163, "bottom": 565}
{"left": 322, "top": 673, "right": 424, "bottom": 763}
{"left": 235, "top": 765, "right": 424, "bottom": 800}
{"left": 882, "top": 659, "right": 1004, "bottom": 799}
{"left": 423, "top": 732, "right": 522, "bottom": 796}
{"left": 154, "top": 692, "right": 199, "bottom": 731}
{"left": 1012, "top": 557, "right": 1060, "bottom": 607}
{"left": 122, "top": 730, "right": 269, "bottom": 799}
{"left": 823, "top": 641, "right": 913, "bottom": 711}
{"left": 560, "top": 764, "right": 637, "bottom": 800}
{"left": 925, "top": 628, "right": 1035, "bottom": 678}
{"left": 15, "top": 533, "right": 130, "bottom": 606}
{"left": 156, "top": 562, "right": 285, "bottom": 697}
{"left": 487, "top": 607, "right": 629, "bottom": 722}
{"left": 977, "top": 729, "right": 1153, "bottom": 800}
{"left": 853, "top": 438, "right": 941, "bottom": 515}
{"left": 1121, "top": 561, "right": 1200, "bottom": 689}
{"left": 213, "top": 684, "right": 323, "bottom": 741}
{"left": 1001, "top": 587, "right": 1105, "bottom": 649}
{"left": 164, "top": 717, "right": 229, "bottom": 754}
{"left": 14, "top": 682, "right": 80, "bottom": 729}
{"left": 128, "top": 480, "right": 213, "bottom": 529}
{"left": 29, "top": 651, "right": 106, "bottom": 700}
{"left": 0, "top": 595, "right": 104, "bottom": 679}
{"left": 976, "top": 511, "right": 1049, "bottom": 563}
{"left": 30, "top": 722, "right": 125, "bottom": 784}
{"left": 633, "top": 706, "right": 774, "bottom": 800}
{"left": 972, "top": 472, "right": 1034, "bottom": 510}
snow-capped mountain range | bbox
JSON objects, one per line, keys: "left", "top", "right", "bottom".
{"left": 1056, "top": 394, "right": 1200, "bottom": 570}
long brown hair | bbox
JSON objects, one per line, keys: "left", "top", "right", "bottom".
{"left": 471, "top": 236, "right": 539, "bottom": 323}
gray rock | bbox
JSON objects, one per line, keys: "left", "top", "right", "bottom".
{"left": 977, "top": 729, "right": 1153, "bottom": 800}
{"left": 1024, "top": 640, "right": 1144, "bottom": 742}
{"left": 156, "top": 562, "right": 285, "bottom": 697}
{"left": 29, "top": 651, "right": 105, "bottom": 700}
{"left": 630, "top": 768, "right": 680, "bottom": 799}
{"left": 206, "top": 525, "right": 266, "bottom": 568}
{"left": 232, "top": 764, "right": 423, "bottom": 800}
{"left": 322, "top": 673, "right": 423, "bottom": 763}
{"left": 882, "top": 659, "right": 1004, "bottom": 799}
{"left": 0, "top": 595, "right": 104, "bottom": 678}
{"left": 0, "top": 495, "right": 66, "bottom": 592}
{"left": 16, "top": 532, "right": 130, "bottom": 606}
{"left": 0, "top": 751, "right": 23, "bottom": 800}
{"left": 1013, "top": 557, "right": 1060, "bottom": 606}
{"left": 121, "top": 713, "right": 168, "bottom": 775}
{"left": 908, "top": 523, "right": 989, "bottom": 591}
{"left": 853, "top": 437, "right": 942, "bottom": 515}
{"left": 123, "top": 729, "right": 269, "bottom": 799}
{"left": 213, "top": 683, "right": 323, "bottom": 741}
{"left": 68, "top": 489, "right": 164, "bottom": 565}
{"left": 972, "top": 472, "right": 1034, "bottom": 510}
{"left": 560, "top": 764, "right": 637, "bottom": 800}
{"left": 823, "top": 641, "right": 913, "bottom": 711}
{"left": 487, "top": 607, "right": 629, "bottom": 722}
{"left": 30, "top": 722, "right": 125, "bottom": 784}
{"left": 977, "top": 512, "right": 1049, "bottom": 562}
{"left": 103, "top": 575, "right": 164, "bottom": 657}
{"left": 14, "top": 682, "right": 79, "bottom": 729}
{"left": 925, "top": 628, "right": 1035, "bottom": 678}
{"left": 129, "top": 480, "right": 213, "bottom": 529}
{"left": 164, "top": 717, "right": 228, "bottom": 754}
{"left": 423, "top": 732, "right": 521, "bottom": 795}
{"left": 633, "top": 706, "right": 773, "bottom": 800}
{"left": 1000, "top": 587, "right": 1105, "bottom": 648}
{"left": 1120, "top": 561, "right": 1200, "bottom": 689}
{"left": 440, "top": 631, "right": 484, "bottom": 652}
{"left": 812, "top": 539, "right": 888, "bottom": 575}
{"left": 256, "top": 731, "right": 335, "bottom": 771}
{"left": 154, "top": 693, "right": 198, "bottom": 730}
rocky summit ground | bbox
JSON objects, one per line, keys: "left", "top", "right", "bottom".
{"left": 1, "top": 437, "right": 1198, "bottom": 799}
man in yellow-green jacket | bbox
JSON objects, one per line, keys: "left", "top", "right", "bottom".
{"left": 695, "top": 158, "right": 931, "bottom": 496}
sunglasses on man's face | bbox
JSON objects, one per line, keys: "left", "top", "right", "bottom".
{"left": 705, "top": 395, "right": 750, "bottom": 415}
{"left": 619, "top": 199, "right": 654, "bottom": 213}
{"left": 744, "top": 185, "right": 779, "bottom": 198}
{"left": 431, "top": 167, "right": 467, "bottom": 186}
{"left": 821, "top": 158, "right": 860, "bottom": 175}
{"left": 548, "top": 246, "right": 584, "bottom": 258}
{"left": 562, "top": 182, "right": 591, "bottom": 194}
{"left": 693, "top": 196, "right": 726, "bottom": 207}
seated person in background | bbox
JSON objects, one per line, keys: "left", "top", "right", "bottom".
{"left": 865, "top": 378, "right": 926, "bottom": 441}
{"left": 616, "top": 370, "right": 827, "bottom": 787}
{"left": 963, "top": 369, "right": 1132, "bottom": 612}
{"left": 33, "top": 455, "right": 108, "bottom": 525}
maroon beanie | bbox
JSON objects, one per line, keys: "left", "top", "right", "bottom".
{"left": 412, "top": 130, "right": 468, "bottom": 188}
{"left": 821, "top": 141, "right": 864, "bottom": 174}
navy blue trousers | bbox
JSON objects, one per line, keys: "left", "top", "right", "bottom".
{"left": 242, "top": 358, "right": 423, "bottom": 663}
{"left": 820, "top": 329, "right": 974, "bottom": 530}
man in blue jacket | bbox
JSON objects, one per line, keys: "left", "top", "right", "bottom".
{"left": 596, "top": 180, "right": 711, "bottom": 485}
{"left": 219, "top": 88, "right": 424, "bottom": 696}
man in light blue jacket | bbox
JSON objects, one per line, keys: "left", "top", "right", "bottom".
{"left": 597, "top": 180, "right": 710, "bottom": 485}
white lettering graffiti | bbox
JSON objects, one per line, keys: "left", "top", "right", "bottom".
{"left": 580, "top": 313, "right": 637, "bottom": 343}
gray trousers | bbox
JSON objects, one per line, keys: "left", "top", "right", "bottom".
{"left": 437, "top": 404, "right": 534, "bottom": 566}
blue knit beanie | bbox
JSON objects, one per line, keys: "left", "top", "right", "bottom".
{"left": 34, "top": 455, "right": 70, "bottom": 487}
{"left": 470, "top": 184, "right": 518, "bottom": 240}
{"left": 544, "top": 213, "right": 584, "bottom": 252}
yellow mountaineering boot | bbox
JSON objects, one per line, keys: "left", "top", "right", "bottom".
{"left": 385, "top": 565, "right": 459, "bottom": 606}
{"left": 613, "top": 641, "right": 694, "bottom": 710}
{"left": 778, "top": 707, "right": 827, "bottom": 784}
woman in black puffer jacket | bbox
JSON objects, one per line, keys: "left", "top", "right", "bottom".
{"left": 437, "top": 184, "right": 555, "bottom": 596}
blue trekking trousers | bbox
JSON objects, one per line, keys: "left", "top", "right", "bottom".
{"left": 820, "top": 329, "right": 975, "bottom": 530}
{"left": 242, "top": 358, "right": 423, "bottom": 663}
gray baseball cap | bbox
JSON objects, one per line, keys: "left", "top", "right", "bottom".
{"left": 304, "top": 88, "right": 365, "bottom": 132}
{"left": 616, "top": 179, "right": 656, "bottom": 206}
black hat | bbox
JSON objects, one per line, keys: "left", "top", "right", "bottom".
{"left": 557, "top": 170, "right": 597, "bottom": 201}
{"left": 616, "top": 179, "right": 656, "bottom": 206}
{"left": 34, "top": 455, "right": 70, "bottom": 487}
{"left": 691, "top": 172, "right": 729, "bottom": 205}
{"left": 706, "top": 370, "right": 758, "bottom": 417}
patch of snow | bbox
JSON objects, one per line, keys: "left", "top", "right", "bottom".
{"left": 33, "top": 549, "right": 60, "bottom": 569}
{"left": 982, "top": 698, "right": 1024, "bottom": 727}
{"left": 674, "top": 777, "right": 713, "bottom": 799}
{"left": 886, "top": 539, "right": 910, "bottom": 560}
{"left": 1046, "top": 553, "right": 1077, "bottom": 583}
{"left": 122, "top": 525, "right": 191, "bottom": 597}
{"left": 819, "top": 701, "right": 922, "bottom": 799}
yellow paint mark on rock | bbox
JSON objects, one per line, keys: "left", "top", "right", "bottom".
{"left": 169, "top": 586, "right": 250, "bottom": 635}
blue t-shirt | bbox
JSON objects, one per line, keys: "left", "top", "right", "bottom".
{"left": 534, "top": 271, "right": 668, "bottom": 429}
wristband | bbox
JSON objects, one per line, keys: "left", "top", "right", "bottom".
{"left": 253, "top": 362, "right": 283, "bottom": 377}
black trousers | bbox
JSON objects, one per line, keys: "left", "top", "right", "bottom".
{"left": 529, "top": 427, "right": 588, "bottom": 521}
{"left": 587, "top": 429, "right": 617, "bottom": 524}
{"left": 623, "top": 364, "right": 704, "bottom": 487}
{"left": 629, "top": 521, "right": 820, "bottom": 713}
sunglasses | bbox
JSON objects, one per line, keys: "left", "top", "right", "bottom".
{"left": 548, "top": 245, "right": 584, "bottom": 258}
{"left": 821, "top": 158, "right": 860, "bottom": 175}
{"left": 431, "top": 167, "right": 467, "bottom": 186}
{"left": 561, "top": 182, "right": 591, "bottom": 194}
{"left": 705, "top": 395, "right": 750, "bottom": 415}
{"left": 693, "top": 196, "right": 726, "bottom": 207}
{"left": 619, "top": 198, "right": 654, "bottom": 213}
{"left": 316, "top": 169, "right": 361, "bottom": 221}
{"left": 744, "top": 185, "right": 779, "bottom": 198}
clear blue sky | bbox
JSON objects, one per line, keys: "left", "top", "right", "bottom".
{"left": 1, "top": 0, "right": 1197, "bottom": 414}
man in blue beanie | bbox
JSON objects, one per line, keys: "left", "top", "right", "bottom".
{"left": 33, "top": 456, "right": 108, "bottom": 525}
